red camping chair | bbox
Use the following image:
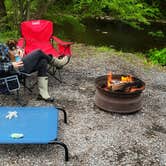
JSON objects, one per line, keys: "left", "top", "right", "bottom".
{"left": 17, "top": 19, "right": 73, "bottom": 82}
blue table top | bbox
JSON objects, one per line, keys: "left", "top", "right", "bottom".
{"left": 0, "top": 106, "right": 58, "bottom": 144}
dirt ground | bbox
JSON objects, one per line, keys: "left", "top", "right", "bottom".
{"left": 0, "top": 44, "right": 166, "bottom": 166}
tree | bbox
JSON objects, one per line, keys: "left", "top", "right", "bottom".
{"left": 12, "top": 0, "right": 31, "bottom": 21}
{"left": 35, "top": 0, "right": 54, "bottom": 18}
{"left": 0, "top": 0, "right": 163, "bottom": 33}
{"left": 72, "top": 0, "right": 160, "bottom": 28}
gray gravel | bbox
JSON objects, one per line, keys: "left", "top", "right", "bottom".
{"left": 0, "top": 44, "right": 166, "bottom": 166}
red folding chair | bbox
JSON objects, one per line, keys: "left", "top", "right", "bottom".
{"left": 17, "top": 19, "right": 73, "bottom": 82}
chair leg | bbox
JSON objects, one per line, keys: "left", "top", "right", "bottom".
{"left": 29, "top": 81, "right": 38, "bottom": 90}
{"left": 48, "top": 71, "right": 62, "bottom": 83}
{"left": 56, "top": 107, "right": 67, "bottom": 123}
{"left": 21, "top": 77, "right": 33, "bottom": 93}
{"left": 16, "top": 90, "right": 27, "bottom": 106}
{"left": 48, "top": 65, "right": 63, "bottom": 83}
{"left": 16, "top": 90, "right": 19, "bottom": 101}
{"left": 54, "top": 141, "right": 69, "bottom": 161}
{"left": 58, "top": 69, "right": 62, "bottom": 82}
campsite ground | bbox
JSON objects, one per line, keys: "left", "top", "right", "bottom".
{"left": 0, "top": 44, "right": 166, "bottom": 166}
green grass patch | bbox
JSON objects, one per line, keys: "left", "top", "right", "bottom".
{"left": 96, "top": 46, "right": 115, "bottom": 52}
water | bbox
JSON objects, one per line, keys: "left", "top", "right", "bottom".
{"left": 54, "top": 18, "right": 166, "bottom": 52}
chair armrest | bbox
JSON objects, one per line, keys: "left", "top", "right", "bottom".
{"left": 18, "top": 71, "right": 32, "bottom": 77}
{"left": 52, "top": 36, "right": 73, "bottom": 46}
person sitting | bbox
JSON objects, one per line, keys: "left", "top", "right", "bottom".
{"left": 0, "top": 39, "right": 55, "bottom": 102}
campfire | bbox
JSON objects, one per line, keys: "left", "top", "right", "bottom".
{"left": 95, "top": 73, "right": 145, "bottom": 113}
{"left": 104, "top": 72, "right": 145, "bottom": 93}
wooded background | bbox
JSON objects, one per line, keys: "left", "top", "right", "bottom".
{"left": 0, "top": 0, "right": 165, "bottom": 31}
{"left": 0, "top": 0, "right": 165, "bottom": 65}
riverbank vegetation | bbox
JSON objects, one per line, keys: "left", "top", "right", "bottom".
{"left": 0, "top": 0, "right": 165, "bottom": 66}
{"left": 97, "top": 46, "right": 166, "bottom": 67}
{"left": 147, "top": 48, "right": 166, "bottom": 66}
{"left": 1, "top": 0, "right": 165, "bottom": 28}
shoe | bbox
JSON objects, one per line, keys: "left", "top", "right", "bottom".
{"left": 37, "top": 94, "right": 54, "bottom": 102}
{"left": 50, "top": 56, "right": 70, "bottom": 68}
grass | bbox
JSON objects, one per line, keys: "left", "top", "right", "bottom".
{"left": 96, "top": 45, "right": 166, "bottom": 71}
{"left": 96, "top": 46, "right": 115, "bottom": 52}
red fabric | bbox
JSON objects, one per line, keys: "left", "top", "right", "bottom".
{"left": 19, "top": 20, "right": 73, "bottom": 57}
{"left": 52, "top": 36, "right": 73, "bottom": 46}
{"left": 17, "top": 37, "right": 24, "bottom": 48}
{"left": 52, "top": 36, "right": 73, "bottom": 55}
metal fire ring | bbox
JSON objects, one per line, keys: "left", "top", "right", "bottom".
{"left": 95, "top": 75, "right": 145, "bottom": 113}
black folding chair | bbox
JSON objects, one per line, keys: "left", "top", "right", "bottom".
{"left": 0, "top": 74, "right": 21, "bottom": 105}
{"left": 0, "top": 71, "right": 32, "bottom": 106}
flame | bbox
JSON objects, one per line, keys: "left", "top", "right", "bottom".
{"left": 107, "top": 72, "right": 112, "bottom": 88}
{"left": 121, "top": 75, "right": 133, "bottom": 82}
{"left": 106, "top": 73, "right": 143, "bottom": 93}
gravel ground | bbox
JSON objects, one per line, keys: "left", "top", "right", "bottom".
{"left": 0, "top": 44, "right": 166, "bottom": 166}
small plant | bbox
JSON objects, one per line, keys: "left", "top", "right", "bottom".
{"left": 147, "top": 48, "right": 166, "bottom": 66}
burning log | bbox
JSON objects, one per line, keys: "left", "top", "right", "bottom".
{"left": 108, "top": 80, "right": 144, "bottom": 92}
{"left": 105, "top": 82, "right": 126, "bottom": 91}
{"left": 105, "top": 73, "right": 144, "bottom": 93}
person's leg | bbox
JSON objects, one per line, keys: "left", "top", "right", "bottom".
{"left": 37, "top": 75, "right": 54, "bottom": 102}
{"left": 35, "top": 59, "right": 48, "bottom": 76}
{"left": 21, "top": 50, "right": 54, "bottom": 102}
{"left": 22, "top": 49, "right": 52, "bottom": 74}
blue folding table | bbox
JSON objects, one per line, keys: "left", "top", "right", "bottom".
{"left": 0, "top": 106, "right": 68, "bottom": 161}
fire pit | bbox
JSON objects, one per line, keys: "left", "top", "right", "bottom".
{"left": 95, "top": 74, "right": 145, "bottom": 113}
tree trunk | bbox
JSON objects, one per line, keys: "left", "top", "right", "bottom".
{"left": 18, "top": 0, "right": 24, "bottom": 20}
{"left": 37, "top": 0, "right": 53, "bottom": 18}
{"left": 17, "top": 0, "right": 31, "bottom": 21}
{"left": 0, "top": 0, "right": 7, "bottom": 17}
{"left": 12, "top": 0, "right": 19, "bottom": 29}
{"left": 25, "top": 0, "right": 31, "bottom": 20}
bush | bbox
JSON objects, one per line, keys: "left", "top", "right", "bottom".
{"left": 0, "top": 31, "right": 19, "bottom": 43}
{"left": 147, "top": 48, "right": 166, "bottom": 66}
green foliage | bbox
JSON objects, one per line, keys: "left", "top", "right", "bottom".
{"left": 72, "top": 0, "right": 160, "bottom": 28}
{"left": 73, "top": 0, "right": 106, "bottom": 17}
{"left": 148, "top": 30, "right": 165, "bottom": 38}
{"left": 0, "top": 0, "right": 163, "bottom": 32}
{"left": 56, "top": 15, "right": 85, "bottom": 33}
{"left": 147, "top": 48, "right": 166, "bottom": 66}
{"left": 0, "top": 0, "right": 164, "bottom": 45}
{"left": 0, "top": 30, "right": 19, "bottom": 43}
